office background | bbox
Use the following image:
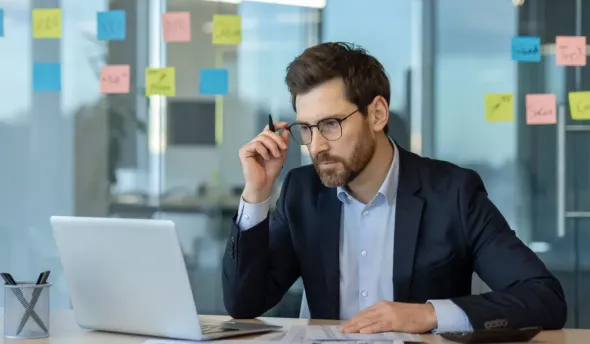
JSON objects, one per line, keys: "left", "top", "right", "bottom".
{"left": 1, "top": 0, "right": 589, "bottom": 328}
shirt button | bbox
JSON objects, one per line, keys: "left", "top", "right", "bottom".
{"left": 243, "top": 214, "right": 250, "bottom": 220}
{"left": 361, "top": 250, "right": 367, "bottom": 256}
{"left": 362, "top": 211, "right": 369, "bottom": 216}
{"left": 361, "top": 291, "right": 368, "bottom": 297}
{"left": 348, "top": 196, "right": 352, "bottom": 201}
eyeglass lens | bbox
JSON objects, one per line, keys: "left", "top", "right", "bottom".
{"left": 290, "top": 118, "right": 343, "bottom": 145}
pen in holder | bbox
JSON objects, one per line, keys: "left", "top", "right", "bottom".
{"left": 3, "top": 282, "right": 51, "bottom": 339}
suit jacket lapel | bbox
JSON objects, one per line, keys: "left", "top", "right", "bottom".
{"left": 316, "top": 186, "right": 341, "bottom": 319}
{"left": 393, "top": 147, "right": 424, "bottom": 302}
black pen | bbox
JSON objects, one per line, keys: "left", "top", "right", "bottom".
{"left": 36, "top": 271, "right": 50, "bottom": 285}
{"left": 268, "top": 114, "right": 275, "bottom": 132}
{"left": 1, "top": 272, "right": 16, "bottom": 285}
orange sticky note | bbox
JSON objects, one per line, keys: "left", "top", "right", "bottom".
{"left": 556, "top": 36, "right": 586, "bottom": 66}
{"left": 526, "top": 94, "right": 556, "bottom": 125}
{"left": 568, "top": 91, "right": 590, "bottom": 120}
{"left": 100, "top": 65, "right": 130, "bottom": 94}
{"left": 162, "top": 12, "right": 191, "bottom": 42}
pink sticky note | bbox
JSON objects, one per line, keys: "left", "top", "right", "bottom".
{"left": 162, "top": 12, "right": 191, "bottom": 42}
{"left": 100, "top": 65, "right": 130, "bottom": 94}
{"left": 526, "top": 94, "right": 556, "bottom": 125}
{"left": 556, "top": 36, "right": 586, "bottom": 66}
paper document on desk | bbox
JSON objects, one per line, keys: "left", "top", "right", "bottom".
{"left": 143, "top": 340, "right": 279, "bottom": 344}
{"left": 281, "top": 325, "right": 423, "bottom": 343}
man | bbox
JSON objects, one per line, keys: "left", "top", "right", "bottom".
{"left": 222, "top": 42, "right": 567, "bottom": 334}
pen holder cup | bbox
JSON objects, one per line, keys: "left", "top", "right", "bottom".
{"left": 3, "top": 282, "right": 51, "bottom": 339}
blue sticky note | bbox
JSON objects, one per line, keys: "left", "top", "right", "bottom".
{"left": 97, "top": 10, "right": 126, "bottom": 40}
{"left": 0, "top": 9, "right": 4, "bottom": 37}
{"left": 200, "top": 68, "right": 229, "bottom": 95}
{"left": 33, "top": 62, "right": 61, "bottom": 91}
{"left": 512, "top": 36, "right": 541, "bottom": 62}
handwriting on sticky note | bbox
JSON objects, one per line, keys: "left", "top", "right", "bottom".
{"left": 145, "top": 68, "right": 175, "bottom": 97}
{"left": 33, "top": 9, "right": 61, "bottom": 38}
{"left": 100, "top": 65, "right": 130, "bottom": 94}
{"left": 511, "top": 36, "right": 540, "bottom": 62}
{"left": 485, "top": 94, "right": 514, "bottom": 122}
{"left": 526, "top": 94, "right": 556, "bottom": 125}
{"left": 97, "top": 10, "right": 126, "bottom": 41}
{"left": 556, "top": 36, "right": 586, "bottom": 66}
{"left": 212, "top": 15, "right": 241, "bottom": 45}
{"left": 568, "top": 91, "right": 590, "bottom": 120}
{"left": 162, "top": 12, "right": 191, "bottom": 42}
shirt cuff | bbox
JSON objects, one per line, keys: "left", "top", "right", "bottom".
{"left": 427, "top": 299, "right": 474, "bottom": 333}
{"left": 236, "top": 196, "right": 270, "bottom": 230}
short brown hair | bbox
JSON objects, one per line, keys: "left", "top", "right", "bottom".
{"left": 285, "top": 42, "right": 390, "bottom": 135}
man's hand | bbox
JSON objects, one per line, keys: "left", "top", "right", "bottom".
{"left": 239, "top": 122, "right": 290, "bottom": 203}
{"left": 339, "top": 301, "right": 438, "bottom": 334}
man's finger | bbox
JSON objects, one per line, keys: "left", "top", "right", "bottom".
{"left": 343, "top": 316, "right": 384, "bottom": 333}
{"left": 252, "top": 135, "right": 282, "bottom": 158}
{"left": 340, "top": 316, "right": 363, "bottom": 330}
{"left": 260, "top": 130, "right": 288, "bottom": 150}
{"left": 359, "top": 321, "right": 390, "bottom": 334}
{"left": 340, "top": 318, "right": 364, "bottom": 332}
{"left": 344, "top": 305, "right": 379, "bottom": 325}
{"left": 339, "top": 303, "right": 385, "bottom": 331}
{"left": 281, "top": 128, "right": 290, "bottom": 144}
{"left": 265, "top": 122, "right": 289, "bottom": 132}
{"left": 340, "top": 313, "right": 381, "bottom": 332}
{"left": 341, "top": 319, "right": 373, "bottom": 333}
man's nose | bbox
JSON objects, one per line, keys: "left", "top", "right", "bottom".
{"left": 308, "top": 128, "right": 328, "bottom": 156}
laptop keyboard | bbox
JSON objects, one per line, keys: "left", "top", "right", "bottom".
{"left": 200, "top": 323, "right": 238, "bottom": 334}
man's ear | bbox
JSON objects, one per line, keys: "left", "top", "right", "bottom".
{"left": 369, "top": 96, "right": 389, "bottom": 133}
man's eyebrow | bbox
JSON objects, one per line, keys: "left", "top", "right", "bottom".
{"left": 295, "top": 113, "right": 348, "bottom": 125}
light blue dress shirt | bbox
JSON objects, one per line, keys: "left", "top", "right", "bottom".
{"left": 236, "top": 142, "right": 473, "bottom": 333}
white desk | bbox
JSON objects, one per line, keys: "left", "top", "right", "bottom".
{"left": 0, "top": 309, "right": 589, "bottom": 343}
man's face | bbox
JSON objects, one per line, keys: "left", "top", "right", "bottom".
{"left": 294, "top": 78, "right": 376, "bottom": 187}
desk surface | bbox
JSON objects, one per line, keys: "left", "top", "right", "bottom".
{"left": 0, "top": 310, "right": 588, "bottom": 343}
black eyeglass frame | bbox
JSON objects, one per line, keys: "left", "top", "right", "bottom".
{"left": 287, "top": 109, "right": 360, "bottom": 145}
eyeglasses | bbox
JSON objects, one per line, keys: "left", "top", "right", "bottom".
{"left": 287, "top": 109, "right": 359, "bottom": 145}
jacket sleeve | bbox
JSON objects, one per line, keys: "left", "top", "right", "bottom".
{"left": 450, "top": 169, "right": 567, "bottom": 330}
{"left": 222, "top": 171, "right": 300, "bottom": 318}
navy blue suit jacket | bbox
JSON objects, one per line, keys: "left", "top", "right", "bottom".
{"left": 222, "top": 146, "right": 567, "bottom": 330}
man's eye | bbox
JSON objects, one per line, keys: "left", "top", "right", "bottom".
{"left": 323, "top": 120, "right": 339, "bottom": 128}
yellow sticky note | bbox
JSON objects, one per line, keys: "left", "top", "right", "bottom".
{"left": 145, "top": 67, "right": 175, "bottom": 96}
{"left": 32, "top": 9, "right": 62, "bottom": 38}
{"left": 568, "top": 91, "right": 590, "bottom": 120}
{"left": 485, "top": 93, "right": 514, "bottom": 122}
{"left": 212, "top": 15, "right": 241, "bottom": 45}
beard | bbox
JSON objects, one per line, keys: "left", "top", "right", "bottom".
{"left": 311, "top": 129, "right": 376, "bottom": 188}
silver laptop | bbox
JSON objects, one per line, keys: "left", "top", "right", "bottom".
{"left": 50, "top": 216, "right": 281, "bottom": 340}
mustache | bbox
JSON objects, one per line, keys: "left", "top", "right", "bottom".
{"left": 313, "top": 153, "right": 342, "bottom": 164}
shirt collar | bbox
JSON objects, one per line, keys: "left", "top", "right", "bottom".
{"left": 337, "top": 138, "right": 400, "bottom": 205}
